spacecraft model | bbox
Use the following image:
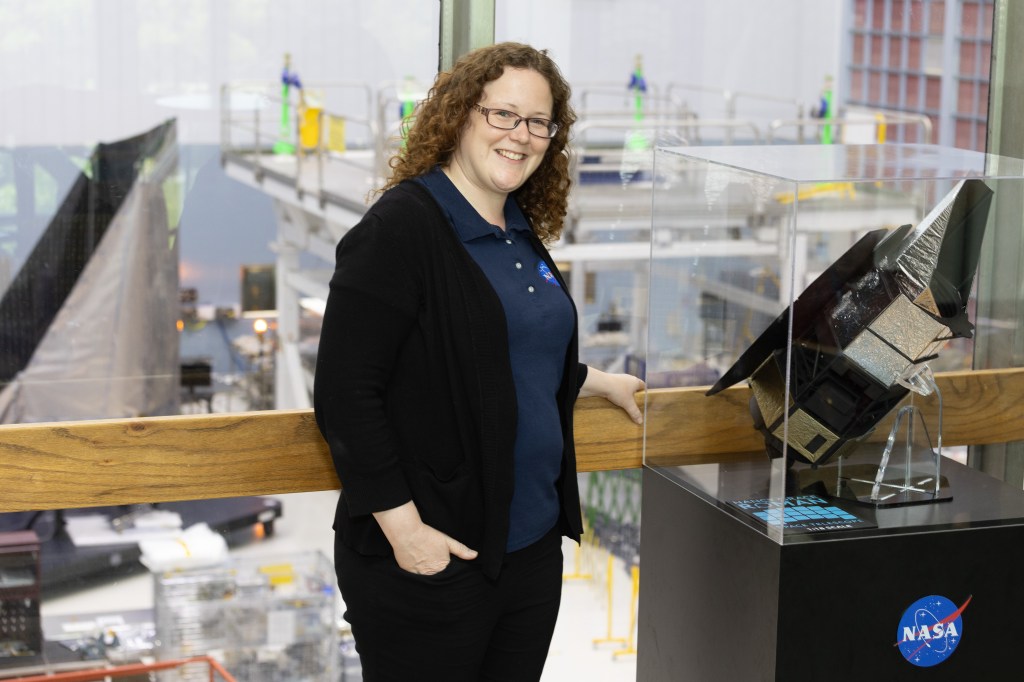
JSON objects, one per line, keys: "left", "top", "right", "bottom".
{"left": 706, "top": 178, "right": 994, "bottom": 466}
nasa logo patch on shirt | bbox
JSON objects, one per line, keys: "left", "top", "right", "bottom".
{"left": 537, "top": 261, "right": 560, "bottom": 286}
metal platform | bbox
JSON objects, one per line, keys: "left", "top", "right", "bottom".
{"left": 219, "top": 79, "right": 927, "bottom": 410}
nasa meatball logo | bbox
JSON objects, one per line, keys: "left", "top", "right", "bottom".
{"left": 895, "top": 595, "right": 971, "bottom": 667}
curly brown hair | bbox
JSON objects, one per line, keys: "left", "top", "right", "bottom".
{"left": 381, "top": 42, "right": 576, "bottom": 244}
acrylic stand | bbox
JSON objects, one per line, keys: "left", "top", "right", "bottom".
{"left": 833, "top": 363, "right": 952, "bottom": 507}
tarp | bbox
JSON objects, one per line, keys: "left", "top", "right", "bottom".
{"left": 0, "top": 120, "right": 180, "bottom": 423}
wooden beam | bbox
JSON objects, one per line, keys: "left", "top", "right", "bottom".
{"left": 0, "top": 410, "right": 337, "bottom": 512}
{"left": 2, "top": 368, "right": 1024, "bottom": 512}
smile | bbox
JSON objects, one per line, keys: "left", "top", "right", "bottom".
{"left": 496, "top": 150, "right": 525, "bottom": 161}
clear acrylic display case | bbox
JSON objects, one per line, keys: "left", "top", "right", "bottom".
{"left": 643, "top": 143, "right": 1024, "bottom": 544}
{"left": 154, "top": 550, "right": 338, "bottom": 681}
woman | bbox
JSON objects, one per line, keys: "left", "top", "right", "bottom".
{"left": 314, "top": 42, "right": 645, "bottom": 681}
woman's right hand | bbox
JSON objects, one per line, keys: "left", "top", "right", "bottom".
{"left": 391, "top": 522, "right": 478, "bottom": 575}
{"left": 373, "top": 500, "right": 478, "bottom": 575}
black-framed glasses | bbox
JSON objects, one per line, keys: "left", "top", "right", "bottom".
{"left": 472, "top": 104, "right": 559, "bottom": 139}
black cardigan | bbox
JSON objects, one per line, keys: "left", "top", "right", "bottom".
{"left": 313, "top": 180, "right": 586, "bottom": 579}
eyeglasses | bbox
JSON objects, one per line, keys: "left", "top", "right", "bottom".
{"left": 471, "top": 104, "right": 559, "bottom": 139}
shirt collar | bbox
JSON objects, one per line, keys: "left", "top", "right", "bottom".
{"left": 419, "top": 166, "right": 532, "bottom": 242}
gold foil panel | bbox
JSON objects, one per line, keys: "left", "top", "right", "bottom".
{"left": 771, "top": 409, "right": 838, "bottom": 463}
{"left": 750, "top": 356, "right": 787, "bottom": 428}
{"left": 845, "top": 330, "right": 910, "bottom": 387}
{"left": 868, "top": 295, "right": 946, "bottom": 360}
{"left": 913, "top": 288, "right": 940, "bottom": 316}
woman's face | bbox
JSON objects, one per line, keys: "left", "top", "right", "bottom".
{"left": 448, "top": 67, "right": 553, "bottom": 205}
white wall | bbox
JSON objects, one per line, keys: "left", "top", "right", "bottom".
{"left": 0, "top": 0, "right": 842, "bottom": 147}
{"left": 500, "top": 0, "right": 843, "bottom": 125}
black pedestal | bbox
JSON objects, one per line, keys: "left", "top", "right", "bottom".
{"left": 638, "top": 456, "right": 1024, "bottom": 680}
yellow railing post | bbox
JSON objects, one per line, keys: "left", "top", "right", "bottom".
{"left": 593, "top": 552, "right": 627, "bottom": 648}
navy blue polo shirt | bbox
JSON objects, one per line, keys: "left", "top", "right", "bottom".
{"left": 418, "top": 168, "right": 574, "bottom": 552}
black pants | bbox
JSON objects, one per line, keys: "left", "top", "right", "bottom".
{"left": 335, "top": 526, "right": 563, "bottom": 682}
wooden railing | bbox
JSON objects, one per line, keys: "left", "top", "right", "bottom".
{"left": 3, "top": 368, "right": 1024, "bottom": 513}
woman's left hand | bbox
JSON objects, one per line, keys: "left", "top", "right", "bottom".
{"left": 579, "top": 366, "right": 646, "bottom": 425}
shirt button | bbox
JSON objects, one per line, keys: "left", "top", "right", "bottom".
{"left": 505, "top": 239, "right": 512, "bottom": 245}
{"left": 528, "top": 286, "right": 535, "bottom": 293}
{"left": 515, "top": 262, "right": 523, "bottom": 270}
